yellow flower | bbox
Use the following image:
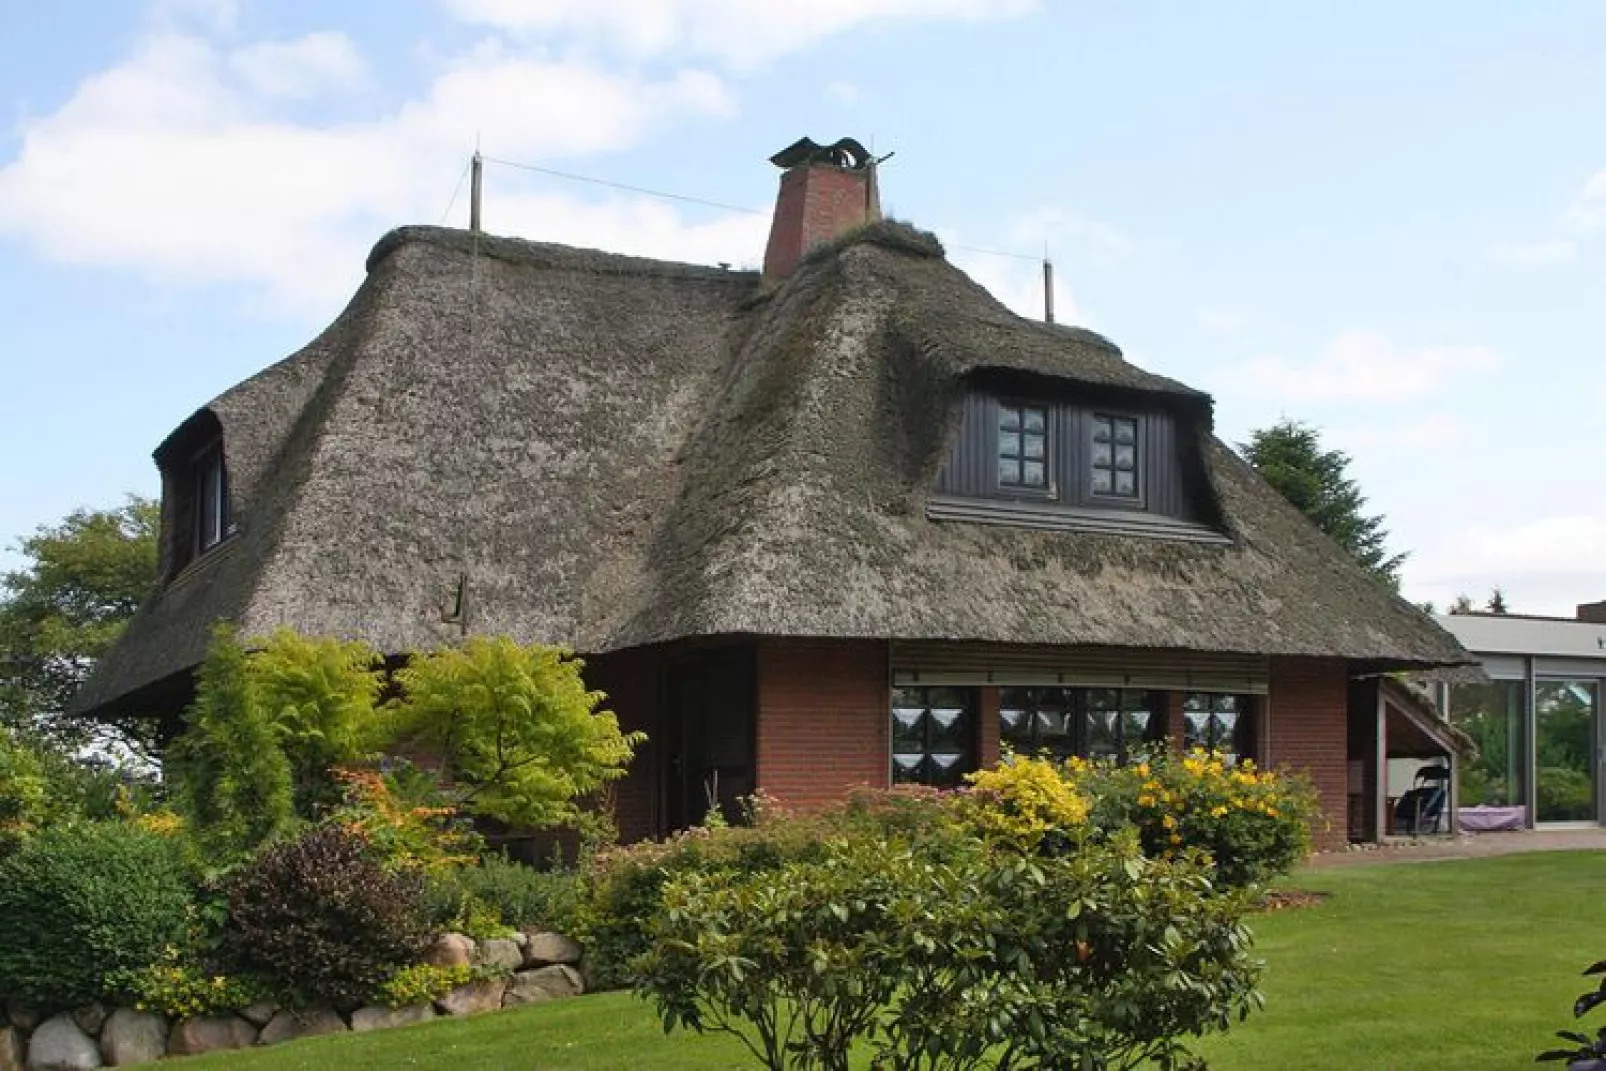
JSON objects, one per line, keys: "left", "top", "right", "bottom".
{"left": 1161, "top": 814, "right": 1178, "bottom": 830}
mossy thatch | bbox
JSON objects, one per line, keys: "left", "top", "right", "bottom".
{"left": 77, "top": 224, "right": 1468, "bottom": 715}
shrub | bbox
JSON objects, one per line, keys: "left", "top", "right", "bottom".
{"left": 386, "top": 637, "right": 645, "bottom": 830}
{"left": 373, "top": 963, "right": 509, "bottom": 1008}
{"left": 639, "top": 825, "right": 1263, "bottom": 1071}
{"left": 166, "top": 626, "right": 295, "bottom": 863}
{"left": 580, "top": 789, "right": 956, "bottom": 990}
{"left": 0, "top": 822, "right": 194, "bottom": 1008}
{"left": 425, "top": 854, "right": 583, "bottom": 936}
{"left": 330, "top": 764, "right": 481, "bottom": 874}
{"left": 0, "top": 729, "right": 48, "bottom": 854}
{"left": 220, "top": 825, "right": 431, "bottom": 1007}
{"left": 108, "top": 952, "right": 275, "bottom": 1018}
{"left": 1070, "top": 749, "right": 1317, "bottom": 888}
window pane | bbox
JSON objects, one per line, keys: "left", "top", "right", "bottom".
{"left": 1023, "top": 433, "right": 1046, "bottom": 460}
{"left": 1092, "top": 417, "right": 1112, "bottom": 442}
{"left": 1093, "top": 442, "right": 1112, "bottom": 467}
{"left": 998, "top": 429, "right": 1021, "bottom": 457}
{"left": 1114, "top": 419, "right": 1137, "bottom": 445}
{"left": 1114, "top": 471, "right": 1136, "bottom": 496}
{"left": 1022, "top": 408, "right": 1047, "bottom": 434}
{"left": 1449, "top": 681, "right": 1526, "bottom": 808}
{"left": 1022, "top": 461, "right": 1046, "bottom": 487}
{"left": 891, "top": 687, "right": 976, "bottom": 787}
{"left": 1114, "top": 445, "right": 1136, "bottom": 471}
{"left": 999, "top": 406, "right": 1021, "bottom": 431}
{"left": 998, "top": 457, "right": 1021, "bottom": 485}
{"left": 1091, "top": 469, "right": 1113, "bottom": 494}
{"left": 1086, "top": 709, "right": 1118, "bottom": 758}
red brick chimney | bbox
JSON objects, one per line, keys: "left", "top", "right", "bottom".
{"left": 762, "top": 137, "right": 881, "bottom": 281}
{"left": 1578, "top": 600, "right": 1606, "bottom": 623}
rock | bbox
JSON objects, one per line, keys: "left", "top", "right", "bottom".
{"left": 476, "top": 938, "right": 523, "bottom": 971}
{"left": 522, "top": 932, "right": 583, "bottom": 967}
{"left": 99, "top": 1009, "right": 167, "bottom": 1068}
{"left": 166, "top": 1015, "right": 257, "bottom": 1056}
{"left": 434, "top": 979, "right": 507, "bottom": 1017}
{"left": 69, "top": 1005, "right": 106, "bottom": 1039}
{"left": 4, "top": 1006, "right": 38, "bottom": 1034}
{"left": 425, "top": 932, "right": 475, "bottom": 968}
{"left": 25, "top": 1014, "right": 101, "bottom": 1071}
{"left": 349, "top": 1005, "right": 436, "bottom": 1033}
{"left": 257, "top": 1007, "right": 347, "bottom": 1046}
{"left": 510, "top": 932, "right": 529, "bottom": 949}
{"left": 503, "top": 965, "right": 584, "bottom": 1006}
{"left": 238, "top": 1002, "right": 278, "bottom": 1028}
{"left": 0, "top": 1026, "right": 24, "bottom": 1071}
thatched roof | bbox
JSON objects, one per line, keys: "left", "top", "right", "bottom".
{"left": 78, "top": 221, "right": 1470, "bottom": 714}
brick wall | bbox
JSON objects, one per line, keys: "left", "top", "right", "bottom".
{"left": 1267, "top": 656, "right": 1351, "bottom": 850}
{"left": 762, "top": 164, "right": 877, "bottom": 280}
{"left": 755, "top": 637, "right": 890, "bottom": 809}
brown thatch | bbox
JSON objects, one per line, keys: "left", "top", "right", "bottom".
{"left": 77, "top": 221, "right": 1470, "bottom": 714}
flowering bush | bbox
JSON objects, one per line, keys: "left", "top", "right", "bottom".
{"left": 109, "top": 952, "right": 274, "bottom": 1018}
{"left": 961, "top": 755, "right": 1091, "bottom": 850}
{"left": 371, "top": 963, "right": 511, "bottom": 1008}
{"left": 1074, "top": 748, "right": 1318, "bottom": 888}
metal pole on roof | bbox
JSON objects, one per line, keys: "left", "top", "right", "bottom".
{"left": 1043, "top": 257, "right": 1055, "bottom": 324}
{"left": 469, "top": 151, "right": 483, "bottom": 233}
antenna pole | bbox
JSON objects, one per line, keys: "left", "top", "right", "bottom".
{"left": 1043, "top": 257, "right": 1055, "bottom": 324}
{"left": 469, "top": 151, "right": 483, "bottom": 233}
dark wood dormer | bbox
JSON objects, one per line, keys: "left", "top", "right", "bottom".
{"left": 928, "top": 386, "right": 1226, "bottom": 543}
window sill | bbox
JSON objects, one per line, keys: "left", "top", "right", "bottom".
{"left": 166, "top": 533, "right": 241, "bottom": 591}
{"left": 926, "top": 494, "right": 1231, "bottom": 545}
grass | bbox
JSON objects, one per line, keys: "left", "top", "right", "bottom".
{"left": 170, "top": 851, "right": 1606, "bottom": 1070}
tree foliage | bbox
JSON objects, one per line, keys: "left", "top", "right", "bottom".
{"left": 0, "top": 496, "right": 158, "bottom": 752}
{"left": 250, "top": 628, "right": 385, "bottom": 812}
{"left": 165, "top": 626, "right": 295, "bottom": 862}
{"left": 389, "top": 636, "right": 644, "bottom": 830}
{"left": 1241, "top": 419, "right": 1405, "bottom": 588}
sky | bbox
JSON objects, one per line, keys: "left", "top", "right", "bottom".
{"left": 2, "top": 0, "right": 1604, "bottom": 615}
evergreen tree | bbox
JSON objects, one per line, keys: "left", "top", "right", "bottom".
{"left": 1242, "top": 419, "right": 1406, "bottom": 589}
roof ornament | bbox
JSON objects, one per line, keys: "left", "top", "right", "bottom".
{"left": 769, "top": 136, "right": 874, "bottom": 171}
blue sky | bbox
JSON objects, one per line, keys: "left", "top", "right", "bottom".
{"left": 2, "top": 0, "right": 1604, "bottom": 613}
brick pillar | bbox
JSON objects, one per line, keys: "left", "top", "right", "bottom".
{"left": 1268, "top": 657, "right": 1351, "bottom": 850}
{"left": 755, "top": 638, "right": 890, "bottom": 810}
{"left": 1166, "top": 689, "right": 1189, "bottom": 751}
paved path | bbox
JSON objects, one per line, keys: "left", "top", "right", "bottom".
{"left": 1306, "top": 828, "right": 1606, "bottom": 869}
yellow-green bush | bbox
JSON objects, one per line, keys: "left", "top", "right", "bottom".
{"left": 1069, "top": 748, "right": 1318, "bottom": 888}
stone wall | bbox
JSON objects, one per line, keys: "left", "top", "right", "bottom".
{"left": 0, "top": 930, "right": 585, "bottom": 1070}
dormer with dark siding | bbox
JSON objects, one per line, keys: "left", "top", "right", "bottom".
{"left": 928, "top": 379, "right": 1227, "bottom": 543}
{"left": 154, "top": 409, "right": 235, "bottom": 579}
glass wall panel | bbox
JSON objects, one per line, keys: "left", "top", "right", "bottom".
{"left": 1448, "top": 681, "right": 1526, "bottom": 809}
{"left": 1536, "top": 680, "right": 1597, "bottom": 823}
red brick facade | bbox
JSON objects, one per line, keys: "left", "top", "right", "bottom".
{"left": 762, "top": 164, "right": 878, "bottom": 280}
{"left": 754, "top": 637, "right": 890, "bottom": 809}
{"left": 589, "top": 639, "right": 1358, "bottom": 851}
{"left": 1266, "top": 656, "right": 1351, "bottom": 850}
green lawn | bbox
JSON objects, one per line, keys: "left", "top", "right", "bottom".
{"left": 173, "top": 852, "right": 1606, "bottom": 1070}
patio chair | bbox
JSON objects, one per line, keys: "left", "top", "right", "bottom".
{"left": 1394, "top": 763, "right": 1451, "bottom": 835}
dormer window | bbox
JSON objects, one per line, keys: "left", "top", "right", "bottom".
{"left": 997, "top": 403, "right": 1050, "bottom": 491}
{"left": 1091, "top": 414, "right": 1140, "bottom": 499}
{"left": 931, "top": 389, "right": 1223, "bottom": 541}
{"left": 193, "top": 443, "right": 230, "bottom": 557}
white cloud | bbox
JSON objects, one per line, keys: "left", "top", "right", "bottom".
{"left": 0, "top": 31, "right": 738, "bottom": 313}
{"left": 442, "top": 0, "right": 1038, "bottom": 67}
{"left": 1326, "top": 412, "right": 1466, "bottom": 452}
{"left": 1231, "top": 330, "right": 1499, "bottom": 404}
{"left": 1563, "top": 169, "right": 1606, "bottom": 232}
{"left": 1490, "top": 237, "right": 1577, "bottom": 266}
{"left": 1406, "top": 516, "right": 1606, "bottom": 617}
{"left": 228, "top": 32, "right": 369, "bottom": 99}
